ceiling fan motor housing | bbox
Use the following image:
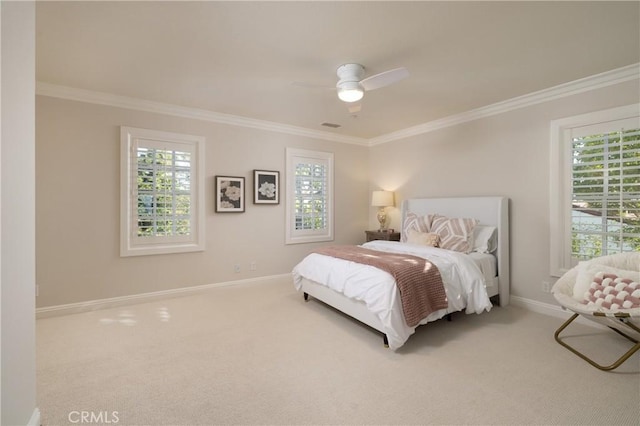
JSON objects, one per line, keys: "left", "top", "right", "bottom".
{"left": 337, "top": 63, "right": 365, "bottom": 82}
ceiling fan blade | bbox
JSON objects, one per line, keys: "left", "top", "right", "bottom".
{"left": 360, "top": 67, "right": 409, "bottom": 91}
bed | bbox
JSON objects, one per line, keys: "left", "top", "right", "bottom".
{"left": 292, "top": 196, "right": 510, "bottom": 350}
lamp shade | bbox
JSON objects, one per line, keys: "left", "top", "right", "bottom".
{"left": 371, "top": 190, "right": 394, "bottom": 207}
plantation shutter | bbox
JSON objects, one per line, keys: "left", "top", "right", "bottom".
{"left": 294, "top": 157, "right": 329, "bottom": 233}
{"left": 134, "top": 138, "right": 194, "bottom": 241}
{"left": 285, "top": 148, "right": 334, "bottom": 244}
{"left": 121, "top": 126, "right": 205, "bottom": 256}
{"left": 570, "top": 117, "right": 640, "bottom": 261}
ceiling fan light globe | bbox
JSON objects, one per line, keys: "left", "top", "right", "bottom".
{"left": 338, "top": 89, "right": 364, "bottom": 103}
{"left": 337, "top": 81, "right": 364, "bottom": 103}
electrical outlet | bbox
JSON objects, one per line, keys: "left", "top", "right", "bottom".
{"left": 234, "top": 264, "right": 241, "bottom": 273}
{"left": 541, "top": 281, "right": 551, "bottom": 293}
{"left": 36, "top": 284, "right": 39, "bottom": 297}
{"left": 250, "top": 261, "right": 257, "bottom": 271}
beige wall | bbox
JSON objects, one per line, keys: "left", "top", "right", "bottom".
{"left": 36, "top": 96, "right": 369, "bottom": 307}
{"left": 1, "top": 1, "right": 38, "bottom": 424}
{"left": 36, "top": 76, "right": 639, "bottom": 309}
{"left": 369, "top": 79, "right": 639, "bottom": 305}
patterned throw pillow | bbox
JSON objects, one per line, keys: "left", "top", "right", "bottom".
{"left": 582, "top": 273, "right": 640, "bottom": 311}
{"left": 401, "top": 212, "right": 429, "bottom": 243}
{"left": 429, "top": 214, "right": 478, "bottom": 253}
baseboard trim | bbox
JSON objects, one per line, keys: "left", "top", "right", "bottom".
{"left": 28, "top": 408, "right": 41, "bottom": 426}
{"left": 36, "top": 274, "right": 291, "bottom": 319}
{"left": 510, "top": 295, "right": 566, "bottom": 318}
{"left": 510, "top": 295, "right": 605, "bottom": 329}
{"left": 37, "top": 280, "right": 605, "bottom": 330}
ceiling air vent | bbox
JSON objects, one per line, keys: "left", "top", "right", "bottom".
{"left": 321, "top": 122, "right": 341, "bottom": 129}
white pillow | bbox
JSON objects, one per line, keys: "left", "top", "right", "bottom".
{"left": 573, "top": 262, "right": 640, "bottom": 301}
{"left": 472, "top": 225, "right": 497, "bottom": 253}
{"left": 406, "top": 229, "right": 440, "bottom": 247}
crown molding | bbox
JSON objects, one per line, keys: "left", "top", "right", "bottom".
{"left": 368, "top": 63, "right": 640, "bottom": 146}
{"left": 35, "top": 82, "right": 370, "bottom": 146}
{"left": 36, "top": 63, "right": 638, "bottom": 147}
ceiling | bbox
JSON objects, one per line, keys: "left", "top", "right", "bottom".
{"left": 36, "top": 1, "right": 640, "bottom": 140}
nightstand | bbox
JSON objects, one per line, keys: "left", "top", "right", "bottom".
{"left": 365, "top": 230, "right": 401, "bottom": 242}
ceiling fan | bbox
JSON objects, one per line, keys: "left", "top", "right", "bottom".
{"left": 292, "top": 63, "right": 409, "bottom": 114}
{"left": 335, "top": 63, "right": 409, "bottom": 104}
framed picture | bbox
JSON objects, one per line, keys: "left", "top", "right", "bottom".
{"left": 215, "top": 176, "right": 245, "bottom": 212}
{"left": 253, "top": 170, "right": 279, "bottom": 204}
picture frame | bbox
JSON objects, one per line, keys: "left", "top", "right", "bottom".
{"left": 253, "top": 170, "right": 279, "bottom": 204}
{"left": 215, "top": 176, "right": 245, "bottom": 212}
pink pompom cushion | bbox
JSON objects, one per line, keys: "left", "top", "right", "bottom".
{"left": 582, "top": 272, "right": 640, "bottom": 311}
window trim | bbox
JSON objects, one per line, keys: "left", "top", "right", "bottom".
{"left": 285, "top": 148, "right": 334, "bottom": 245}
{"left": 549, "top": 104, "right": 639, "bottom": 276}
{"left": 120, "top": 126, "right": 205, "bottom": 257}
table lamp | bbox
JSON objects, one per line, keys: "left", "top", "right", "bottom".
{"left": 371, "top": 190, "right": 394, "bottom": 231}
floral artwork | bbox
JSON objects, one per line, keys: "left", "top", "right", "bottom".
{"left": 253, "top": 170, "right": 279, "bottom": 204}
{"left": 215, "top": 176, "right": 245, "bottom": 212}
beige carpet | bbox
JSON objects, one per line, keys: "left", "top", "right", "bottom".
{"left": 37, "top": 278, "right": 640, "bottom": 425}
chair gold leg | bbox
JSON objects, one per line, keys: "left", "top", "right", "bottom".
{"left": 554, "top": 313, "right": 640, "bottom": 371}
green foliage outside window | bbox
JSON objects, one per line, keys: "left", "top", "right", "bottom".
{"left": 571, "top": 128, "right": 640, "bottom": 260}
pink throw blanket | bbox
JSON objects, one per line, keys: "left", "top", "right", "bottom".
{"left": 312, "top": 245, "right": 447, "bottom": 327}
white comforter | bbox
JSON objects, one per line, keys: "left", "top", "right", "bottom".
{"left": 292, "top": 240, "right": 492, "bottom": 350}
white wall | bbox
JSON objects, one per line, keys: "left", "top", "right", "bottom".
{"left": 1, "top": 1, "right": 38, "bottom": 424}
{"left": 35, "top": 96, "right": 370, "bottom": 307}
{"left": 369, "top": 79, "right": 639, "bottom": 306}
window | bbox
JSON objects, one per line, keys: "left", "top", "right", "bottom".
{"left": 550, "top": 105, "right": 640, "bottom": 276}
{"left": 285, "top": 148, "right": 334, "bottom": 244}
{"left": 120, "top": 127, "right": 205, "bottom": 256}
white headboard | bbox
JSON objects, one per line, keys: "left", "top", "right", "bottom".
{"left": 401, "top": 196, "right": 510, "bottom": 306}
